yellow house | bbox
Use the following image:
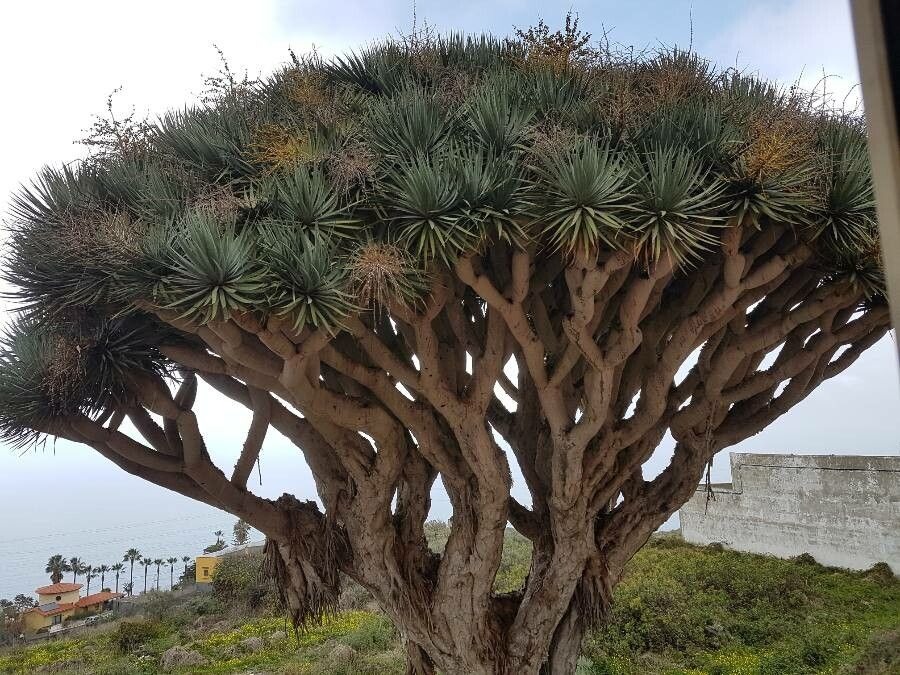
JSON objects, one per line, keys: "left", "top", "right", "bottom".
{"left": 195, "top": 539, "right": 265, "bottom": 583}
{"left": 23, "top": 583, "right": 80, "bottom": 634}
{"left": 195, "top": 555, "right": 217, "bottom": 583}
{"left": 23, "top": 582, "right": 122, "bottom": 635}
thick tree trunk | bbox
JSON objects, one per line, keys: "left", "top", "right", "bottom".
{"left": 396, "top": 596, "right": 589, "bottom": 675}
{"left": 404, "top": 640, "right": 435, "bottom": 675}
{"left": 267, "top": 519, "right": 600, "bottom": 675}
{"left": 543, "top": 603, "right": 586, "bottom": 675}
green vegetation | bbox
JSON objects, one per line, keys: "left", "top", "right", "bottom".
{"left": 44, "top": 555, "right": 69, "bottom": 586}
{"left": 0, "top": 612, "right": 394, "bottom": 674}
{"left": 209, "top": 554, "right": 278, "bottom": 612}
{"left": 582, "top": 536, "right": 899, "bottom": 674}
{"left": 1, "top": 533, "right": 895, "bottom": 674}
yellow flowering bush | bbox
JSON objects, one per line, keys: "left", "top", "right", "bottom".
{"left": 197, "top": 611, "right": 370, "bottom": 653}
{"left": 0, "top": 635, "right": 118, "bottom": 673}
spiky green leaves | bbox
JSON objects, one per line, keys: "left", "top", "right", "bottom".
{"left": 4, "top": 173, "right": 134, "bottom": 316}
{"left": 531, "top": 139, "right": 728, "bottom": 266}
{"left": 382, "top": 158, "right": 472, "bottom": 266}
{"left": 257, "top": 226, "right": 353, "bottom": 333}
{"left": 155, "top": 106, "right": 255, "bottom": 182}
{"left": 266, "top": 166, "right": 361, "bottom": 236}
{"left": 455, "top": 150, "right": 530, "bottom": 248}
{"left": 160, "top": 213, "right": 265, "bottom": 323}
{"left": 527, "top": 68, "right": 591, "bottom": 121}
{"left": 826, "top": 248, "right": 885, "bottom": 302}
{"left": 808, "top": 126, "right": 882, "bottom": 302}
{"left": 630, "top": 144, "right": 725, "bottom": 267}
{"left": 9, "top": 166, "right": 94, "bottom": 227}
{"left": 814, "top": 126, "right": 877, "bottom": 253}
{"left": 466, "top": 84, "right": 533, "bottom": 154}
{"left": 724, "top": 160, "right": 817, "bottom": 227}
{"left": 532, "top": 140, "right": 631, "bottom": 257}
{"left": 324, "top": 47, "right": 408, "bottom": 95}
{"left": 9, "top": 40, "right": 878, "bottom": 285}
{"left": 0, "top": 316, "right": 171, "bottom": 448}
{"left": 367, "top": 90, "right": 450, "bottom": 159}
{"left": 638, "top": 103, "right": 742, "bottom": 170}
{"left": 0, "top": 324, "right": 64, "bottom": 446}
{"left": 380, "top": 148, "right": 531, "bottom": 264}
{"left": 149, "top": 213, "right": 355, "bottom": 332}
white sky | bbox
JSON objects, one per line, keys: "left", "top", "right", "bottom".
{"left": 0, "top": 0, "right": 897, "bottom": 597}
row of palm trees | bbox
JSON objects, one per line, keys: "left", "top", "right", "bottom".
{"left": 45, "top": 551, "right": 193, "bottom": 596}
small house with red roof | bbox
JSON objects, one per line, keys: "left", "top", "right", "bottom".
{"left": 22, "top": 582, "right": 122, "bottom": 635}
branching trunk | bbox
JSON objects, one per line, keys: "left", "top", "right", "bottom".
{"left": 29, "top": 235, "right": 889, "bottom": 675}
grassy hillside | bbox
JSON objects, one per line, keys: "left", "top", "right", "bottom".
{"left": 584, "top": 536, "right": 898, "bottom": 674}
{"left": 0, "top": 532, "right": 896, "bottom": 674}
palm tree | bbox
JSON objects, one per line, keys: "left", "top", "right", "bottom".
{"left": 153, "top": 559, "right": 164, "bottom": 590}
{"left": 45, "top": 555, "right": 69, "bottom": 585}
{"left": 166, "top": 557, "right": 178, "bottom": 590}
{"left": 111, "top": 563, "right": 125, "bottom": 594}
{"left": 98, "top": 564, "right": 110, "bottom": 590}
{"left": 141, "top": 558, "right": 152, "bottom": 594}
{"left": 123, "top": 582, "right": 133, "bottom": 596}
{"left": 85, "top": 566, "right": 96, "bottom": 596}
{"left": 182, "top": 556, "right": 192, "bottom": 586}
{"left": 68, "top": 556, "right": 83, "bottom": 584}
{"left": 204, "top": 530, "right": 227, "bottom": 554}
{"left": 123, "top": 549, "right": 141, "bottom": 596}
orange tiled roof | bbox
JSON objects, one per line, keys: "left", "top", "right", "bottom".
{"left": 27, "top": 602, "right": 75, "bottom": 617}
{"left": 35, "top": 582, "right": 82, "bottom": 595}
{"left": 77, "top": 591, "right": 122, "bottom": 607}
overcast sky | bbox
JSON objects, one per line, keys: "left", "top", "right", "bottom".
{"left": 0, "top": 0, "right": 897, "bottom": 596}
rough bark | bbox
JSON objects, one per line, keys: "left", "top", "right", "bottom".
{"left": 43, "top": 231, "right": 891, "bottom": 674}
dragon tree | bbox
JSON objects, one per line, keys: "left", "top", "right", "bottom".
{"left": 0, "top": 19, "right": 889, "bottom": 675}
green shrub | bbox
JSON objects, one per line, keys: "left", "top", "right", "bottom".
{"left": 185, "top": 593, "right": 221, "bottom": 616}
{"left": 424, "top": 521, "right": 450, "bottom": 552}
{"left": 584, "top": 536, "right": 900, "bottom": 674}
{"left": 645, "top": 532, "right": 685, "bottom": 550}
{"left": 493, "top": 529, "right": 532, "bottom": 593}
{"left": 140, "top": 590, "right": 178, "bottom": 621}
{"left": 341, "top": 613, "right": 397, "bottom": 652}
{"left": 115, "top": 620, "right": 165, "bottom": 653}
{"left": 301, "top": 650, "right": 406, "bottom": 675}
{"left": 792, "top": 552, "right": 820, "bottom": 566}
{"left": 338, "top": 577, "right": 373, "bottom": 610}
{"left": 212, "top": 553, "right": 276, "bottom": 611}
{"left": 180, "top": 562, "right": 197, "bottom": 585}
{"left": 864, "top": 562, "right": 895, "bottom": 585}
{"left": 842, "top": 628, "right": 900, "bottom": 674}
{"left": 1, "top": 532, "right": 897, "bottom": 675}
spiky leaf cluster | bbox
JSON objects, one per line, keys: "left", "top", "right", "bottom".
{"left": 0, "top": 315, "right": 172, "bottom": 448}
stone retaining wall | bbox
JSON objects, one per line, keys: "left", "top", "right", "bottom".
{"left": 679, "top": 453, "right": 899, "bottom": 571}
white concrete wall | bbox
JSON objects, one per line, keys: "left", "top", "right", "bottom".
{"left": 679, "top": 453, "right": 900, "bottom": 571}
